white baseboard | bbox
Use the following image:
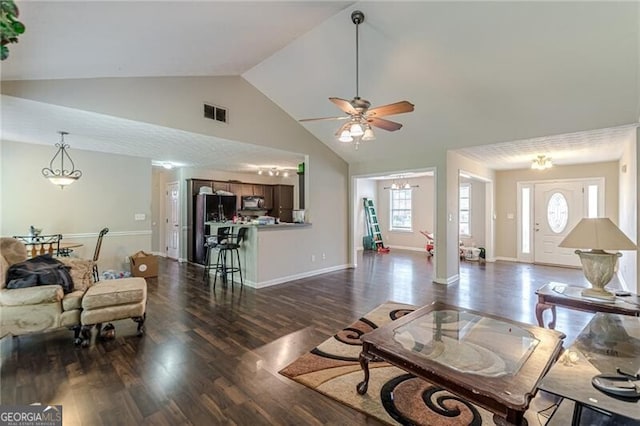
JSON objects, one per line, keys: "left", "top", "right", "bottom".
{"left": 387, "top": 245, "right": 428, "bottom": 253}
{"left": 433, "top": 274, "right": 459, "bottom": 285}
{"left": 250, "top": 264, "right": 351, "bottom": 289}
{"left": 494, "top": 256, "right": 518, "bottom": 262}
{"left": 63, "top": 230, "right": 152, "bottom": 238}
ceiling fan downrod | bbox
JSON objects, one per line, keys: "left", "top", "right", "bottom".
{"left": 351, "top": 10, "right": 364, "bottom": 100}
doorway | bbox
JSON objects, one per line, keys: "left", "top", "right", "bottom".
{"left": 166, "top": 181, "right": 180, "bottom": 259}
{"left": 518, "top": 178, "right": 604, "bottom": 267}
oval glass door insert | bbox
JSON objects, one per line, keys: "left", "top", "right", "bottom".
{"left": 547, "top": 192, "right": 569, "bottom": 233}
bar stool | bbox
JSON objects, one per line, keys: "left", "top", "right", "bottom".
{"left": 203, "top": 226, "right": 229, "bottom": 282}
{"left": 213, "top": 227, "right": 248, "bottom": 289}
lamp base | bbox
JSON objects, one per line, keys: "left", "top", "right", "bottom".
{"left": 575, "top": 249, "right": 621, "bottom": 302}
{"left": 581, "top": 287, "right": 616, "bottom": 301}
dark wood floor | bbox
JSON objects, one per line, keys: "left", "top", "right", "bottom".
{"left": 1, "top": 251, "right": 608, "bottom": 425}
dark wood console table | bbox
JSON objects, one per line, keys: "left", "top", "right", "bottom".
{"left": 357, "top": 301, "right": 565, "bottom": 425}
{"left": 535, "top": 282, "right": 640, "bottom": 329}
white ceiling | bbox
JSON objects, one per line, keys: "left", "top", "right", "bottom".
{"left": 2, "top": 1, "right": 638, "bottom": 174}
{"left": 1, "top": 96, "right": 304, "bottom": 173}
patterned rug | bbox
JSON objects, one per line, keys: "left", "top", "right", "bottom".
{"left": 279, "top": 302, "right": 550, "bottom": 425}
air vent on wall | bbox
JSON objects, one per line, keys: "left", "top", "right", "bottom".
{"left": 204, "top": 103, "right": 228, "bottom": 123}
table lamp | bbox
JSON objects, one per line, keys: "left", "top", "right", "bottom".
{"left": 558, "top": 218, "right": 637, "bottom": 300}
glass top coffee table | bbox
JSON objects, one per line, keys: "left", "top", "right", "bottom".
{"left": 357, "top": 301, "right": 566, "bottom": 425}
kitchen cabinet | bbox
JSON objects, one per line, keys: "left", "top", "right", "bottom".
{"left": 252, "top": 185, "right": 264, "bottom": 197}
{"left": 263, "top": 185, "right": 274, "bottom": 210}
{"left": 272, "top": 184, "right": 294, "bottom": 222}
{"left": 213, "top": 181, "right": 230, "bottom": 192}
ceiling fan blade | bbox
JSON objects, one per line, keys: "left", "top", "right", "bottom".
{"left": 329, "top": 97, "right": 358, "bottom": 115}
{"left": 368, "top": 117, "right": 403, "bottom": 132}
{"left": 299, "top": 116, "right": 349, "bottom": 123}
{"left": 367, "top": 101, "right": 415, "bottom": 118}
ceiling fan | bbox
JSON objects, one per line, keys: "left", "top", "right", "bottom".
{"left": 299, "top": 10, "right": 414, "bottom": 148}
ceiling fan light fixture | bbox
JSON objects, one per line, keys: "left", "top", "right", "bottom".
{"left": 339, "top": 130, "right": 354, "bottom": 142}
{"left": 531, "top": 155, "right": 552, "bottom": 170}
{"left": 362, "top": 126, "right": 376, "bottom": 141}
{"left": 349, "top": 122, "right": 364, "bottom": 137}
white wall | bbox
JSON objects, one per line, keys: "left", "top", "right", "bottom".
{"left": 355, "top": 179, "right": 377, "bottom": 251}
{"left": 1, "top": 140, "right": 152, "bottom": 272}
{"left": 375, "top": 175, "right": 435, "bottom": 251}
{"left": 459, "top": 177, "right": 486, "bottom": 248}
{"left": 618, "top": 132, "right": 638, "bottom": 292}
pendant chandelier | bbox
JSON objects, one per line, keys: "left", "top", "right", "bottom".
{"left": 42, "top": 131, "right": 82, "bottom": 189}
{"left": 384, "top": 175, "right": 419, "bottom": 190}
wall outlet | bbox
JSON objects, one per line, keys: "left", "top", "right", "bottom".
{"left": 135, "top": 213, "right": 146, "bottom": 221}
{"left": 311, "top": 254, "right": 316, "bottom": 262}
{"left": 322, "top": 253, "right": 326, "bottom": 260}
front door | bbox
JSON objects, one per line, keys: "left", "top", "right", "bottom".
{"left": 166, "top": 182, "right": 180, "bottom": 259}
{"left": 533, "top": 182, "right": 584, "bottom": 267}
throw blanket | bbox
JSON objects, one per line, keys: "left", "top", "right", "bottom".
{"left": 6, "top": 254, "right": 74, "bottom": 293}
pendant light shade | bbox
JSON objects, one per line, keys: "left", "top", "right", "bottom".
{"left": 42, "top": 131, "right": 82, "bottom": 189}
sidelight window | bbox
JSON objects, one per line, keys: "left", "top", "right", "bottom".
{"left": 459, "top": 184, "right": 471, "bottom": 236}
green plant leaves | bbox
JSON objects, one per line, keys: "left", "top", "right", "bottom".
{"left": 0, "top": 0, "right": 25, "bottom": 60}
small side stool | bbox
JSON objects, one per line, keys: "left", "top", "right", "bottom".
{"left": 80, "top": 277, "right": 147, "bottom": 347}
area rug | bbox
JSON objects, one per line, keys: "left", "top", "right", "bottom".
{"left": 279, "top": 302, "right": 549, "bottom": 426}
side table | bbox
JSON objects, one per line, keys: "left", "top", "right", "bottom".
{"left": 535, "top": 282, "right": 640, "bottom": 329}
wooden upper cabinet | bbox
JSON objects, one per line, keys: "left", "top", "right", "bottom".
{"left": 192, "top": 179, "right": 213, "bottom": 195}
{"left": 263, "top": 186, "right": 274, "bottom": 210}
{"left": 213, "top": 181, "right": 230, "bottom": 192}
{"left": 252, "top": 185, "right": 264, "bottom": 197}
{"left": 229, "top": 183, "right": 243, "bottom": 196}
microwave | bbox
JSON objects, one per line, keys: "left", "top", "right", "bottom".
{"left": 242, "top": 196, "right": 265, "bottom": 210}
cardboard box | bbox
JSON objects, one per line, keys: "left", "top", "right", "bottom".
{"left": 129, "top": 251, "right": 158, "bottom": 278}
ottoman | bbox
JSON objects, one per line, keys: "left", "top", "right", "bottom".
{"left": 80, "top": 277, "right": 147, "bottom": 347}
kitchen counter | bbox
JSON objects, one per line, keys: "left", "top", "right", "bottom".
{"left": 203, "top": 222, "right": 312, "bottom": 287}
{"left": 206, "top": 221, "right": 310, "bottom": 229}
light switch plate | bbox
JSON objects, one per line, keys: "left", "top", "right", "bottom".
{"left": 135, "top": 213, "right": 146, "bottom": 221}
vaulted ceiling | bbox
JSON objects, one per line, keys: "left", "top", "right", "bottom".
{"left": 2, "top": 1, "right": 638, "bottom": 173}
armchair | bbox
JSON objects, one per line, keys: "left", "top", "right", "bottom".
{"left": 0, "top": 237, "right": 94, "bottom": 343}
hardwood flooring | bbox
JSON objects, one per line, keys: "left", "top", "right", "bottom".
{"left": 0, "top": 251, "right": 612, "bottom": 425}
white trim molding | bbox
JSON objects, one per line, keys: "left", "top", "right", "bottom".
{"left": 62, "top": 230, "right": 152, "bottom": 239}
{"left": 433, "top": 274, "right": 459, "bottom": 285}
{"left": 250, "top": 264, "right": 351, "bottom": 289}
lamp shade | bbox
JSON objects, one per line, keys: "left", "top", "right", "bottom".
{"left": 558, "top": 218, "right": 636, "bottom": 251}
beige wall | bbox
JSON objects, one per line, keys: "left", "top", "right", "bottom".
{"left": 495, "top": 161, "right": 619, "bottom": 259}
{"left": 1, "top": 140, "right": 152, "bottom": 272}
{"left": 2, "top": 76, "right": 349, "bottom": 282}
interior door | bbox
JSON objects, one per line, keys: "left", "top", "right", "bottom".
{"left": 166, "top": 182, "right": 180, "bottom": 259}
{"left": 533, "top": 182, "right": 583, "bottom": 267}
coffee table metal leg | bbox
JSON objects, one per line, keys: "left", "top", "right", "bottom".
{"left": 357, "top": 346, "right": 374, "bottom": 395}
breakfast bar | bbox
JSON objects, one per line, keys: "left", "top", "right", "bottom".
{"left": 205, "top": 221, "right": 311, "bottom": 288}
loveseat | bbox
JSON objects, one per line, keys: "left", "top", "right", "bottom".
{"left": 0, "top": 237, "right": 94, "bottom": 342}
